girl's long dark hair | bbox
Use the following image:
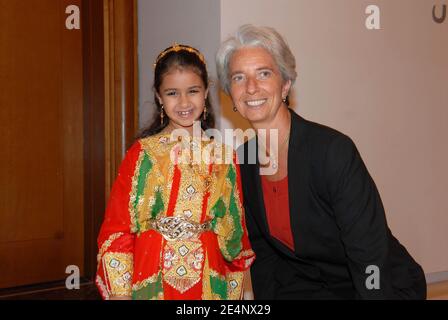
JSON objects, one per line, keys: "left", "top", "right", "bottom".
{"left": 139, "top": 45, "right": 215, "bottom": 138}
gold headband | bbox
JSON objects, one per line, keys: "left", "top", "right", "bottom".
{"left": 153, "top": 43, "right": 206, "bottom": 68}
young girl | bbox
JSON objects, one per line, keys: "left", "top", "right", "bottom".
{"left": 95, "top": 44, "right": 255, "bottom": 300}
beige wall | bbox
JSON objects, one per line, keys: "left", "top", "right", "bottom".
{"left": 220, "top": 0, "right": 448, "bottom": 275}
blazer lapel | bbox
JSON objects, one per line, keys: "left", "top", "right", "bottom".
{"left": 287, "top": 110, "right": 307, "bottom": 255}
{"left": 246, "top": 137, "right": 270, "bottom": 235}
{"left": 249, "top": 119, "right": 304, "bottom": 259}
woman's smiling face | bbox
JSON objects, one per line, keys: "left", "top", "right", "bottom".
{"left": 228, "top": 47, "right": 291, "bottom": 125}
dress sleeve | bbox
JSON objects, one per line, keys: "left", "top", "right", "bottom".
{"left": 325, "top": 134, "right": 394, "bottom": 299}
{"left": 212, "top": 153, "right": 255, "bottom": 273}
{"left": 95, "top": 141, "right": 142, "bottom": 299}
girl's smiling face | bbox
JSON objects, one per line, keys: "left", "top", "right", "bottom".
{"left": 157, "top": 67, "right": 208, "bottom": 133}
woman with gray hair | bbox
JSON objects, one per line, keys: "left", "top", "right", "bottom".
{"left": 216, "top": 24, "right": 426, "bottom": 299}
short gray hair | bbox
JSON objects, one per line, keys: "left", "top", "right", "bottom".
{"left": 216, "top": 24, "right": 297, "bottom": 95}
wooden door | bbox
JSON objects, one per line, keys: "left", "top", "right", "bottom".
{"left": 0, "top": 0, "right": 84, "bottom": 288}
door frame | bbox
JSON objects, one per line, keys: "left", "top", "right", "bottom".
{"left": 83, "top": 0, "right": 138, "bottom": 280}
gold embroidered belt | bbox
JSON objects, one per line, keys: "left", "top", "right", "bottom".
{"left": 145, "top": 216, "right": 212, "bottom": 241}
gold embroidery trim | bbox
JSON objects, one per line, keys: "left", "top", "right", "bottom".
{"left": 103, "top": 252, "right": 133, "bottom": 297}
{"left": 139, "top": 134, "right": 174, "bottom": 222}
{"left": 97, "top": 232, "right": 124, "bottom": 264}
{"left": 140, "top": 137, "right": 166, "bottom": 223}
{"left": 132, "top": 272, "right": 160, "bottom": 291}
{"left": 162, "top": 239, "right": 204, "bottom": 294}
{"left": 227, "top": 271, "right": 244, "bottom": 300}
{"left": 129, "top": 150, "right": 145, "bottom": 233}
{"left": 95, "top": 275, "right": 109, "bottom": 299}
{"left": 233, "top": 249, "right": 256, "bottom": 269}
{"left": 206, "top": 144, "right": 233, "bottom": 218}
{"left": 214, "top": 170, "right": 236, "bottom": 261}
{"left": 201, "top": 254, "right": 213, "bottom": 300}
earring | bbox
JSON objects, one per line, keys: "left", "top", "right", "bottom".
{"left": 203, "top": 105, "right": 207, "bottom": 121}
{"left": 233, "top": 106, "right": 237, "bottom": 112}
{"left": 160, "top": 105, "right": 165, "bottom": 125}
{"left": 282, "top": 97, "right": 287, "bottom": 103}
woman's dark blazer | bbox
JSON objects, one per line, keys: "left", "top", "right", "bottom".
{"left": 237, "top": 109, "right": 426, "bottom": 299}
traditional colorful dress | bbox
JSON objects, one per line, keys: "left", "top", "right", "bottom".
{"left": 96, "top": 133, "right": 255, "bottom": 300}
